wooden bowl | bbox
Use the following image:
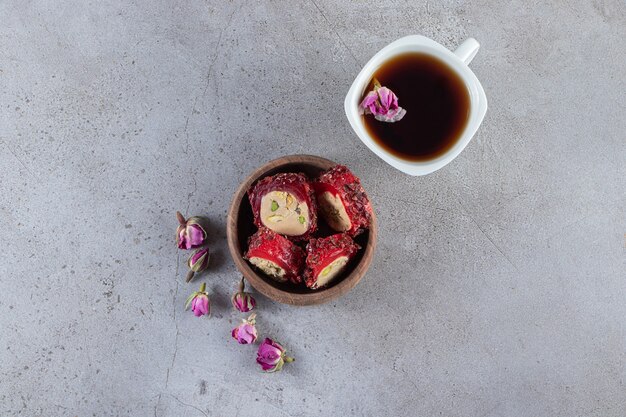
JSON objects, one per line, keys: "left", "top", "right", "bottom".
{"left": 226, "top": 155, "right": 377, "bottom": 306}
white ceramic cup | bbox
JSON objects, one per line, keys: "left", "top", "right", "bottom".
{"left": 344, "top": 36, "right": 488, "bottom": 176}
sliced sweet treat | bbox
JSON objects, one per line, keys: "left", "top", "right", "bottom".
{"left": 313, "top": 165, "right": 372, "bottom": 236}
{"left": 248, "top": 173, "right": 318, "bottom": 240}
{"left": 244, "top": 228, "right": 305, "bottom": 284}
{"left": 304, "top": 233, "right": 360, "bottom": 289}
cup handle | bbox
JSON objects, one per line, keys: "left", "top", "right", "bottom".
{"left": 454, "top": 38, "right": 480, "bottom": 65}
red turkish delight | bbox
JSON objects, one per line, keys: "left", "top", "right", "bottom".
{"left": 313, "top": 165, "right": 372, "bottom": 236}
{"left": 304, "top": 233, "right": 360, "bottom": 289}
{"left": 244, "top": 228, "right": 305, "bottom": 284}
{"left": 248, "top": 173, "right": 318, "bottom": 240}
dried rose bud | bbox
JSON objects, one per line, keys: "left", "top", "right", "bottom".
{"left": 185, "top": 247, "right": 210, "bottom": 282}
{"left": 184, "top": 282, "right": 210, "bottom": 317}
{"left": 358, "top": 78, "right": 406, "bottom": 123}
{"left": 256, "top": 338, "right": 294, "bottom": 372}
{"left": 176, "top": 211, "right": 207, "bottom": 250}
{"left": 231, "top": 278, "right": 256, "bottom": 312}
{"left": 231, "top": 313, "right": 258, "bottom": 345}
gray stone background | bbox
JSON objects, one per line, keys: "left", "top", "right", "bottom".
{"left": 1, "top": 0, "right": 624, "bottom": 416}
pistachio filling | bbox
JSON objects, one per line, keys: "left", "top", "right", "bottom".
{"left": 318, "top": 192, "right": 351, "bottom": 232}
{"left": 248, "top": 257, "right": 286, "bottom": 281}
{"left": 260, "top": 191, "right": 309, "bottom": 236}
{"left": 312, "top": 256, "right": 349, "bottom": 289}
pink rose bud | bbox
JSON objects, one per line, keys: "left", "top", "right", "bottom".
{"left": 185, "top": 282, "right": 210, "bottom": 317}
{"left": 358, "top": 79, "right": 406, "bottom": 123}
{"left": 231, "top": 313, "right": 258, "bottom": 345}
{"left": 176, "top": 211, "right": 208, "bottom": 250}
{"left": 185, "top": 247, "right": 210, "bottom": 282}
{"left": 256, "top": 338, "right": 294, "bottom": 372}
{"left": 231, "top": 278, "right": 256, "bottom": 312}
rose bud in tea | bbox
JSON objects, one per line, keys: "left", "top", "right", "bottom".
{"left": 304, "top": 233, "right": 360, "bottom": 290}
{"left": 244, "top": 228, "right": 305, "bottom": 284}
{"left": 313, "top": 165, "right": 372, "bottom": 236}
{"left": 248, "top": 173, "right": 317, "bottom": 240}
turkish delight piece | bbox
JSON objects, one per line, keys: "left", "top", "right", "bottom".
{"left": 313, "top": 165, "right": 372, "bottom": 236}
{"left": 248, "top": 173, "right": 318, "bottom": 240}
{"left": 244, "top": 228, "right": 305, "bottom": 284}
{"left": 304, "top": 233, "right": 360, "bottom": 289}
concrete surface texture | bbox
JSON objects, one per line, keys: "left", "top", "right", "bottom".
{"left": 0, "top": 0, "right": 624, "bottom": 416}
